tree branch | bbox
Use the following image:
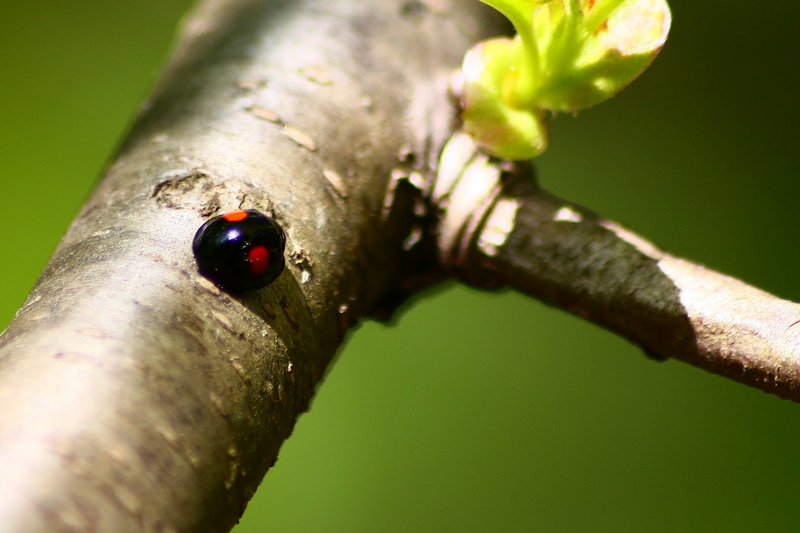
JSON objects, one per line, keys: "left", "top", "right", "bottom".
{"left": 436, "top": 132, "right": 800, "bottom": 402}
{"left": 0, "top": 1, "right": 506, "bottom": 531}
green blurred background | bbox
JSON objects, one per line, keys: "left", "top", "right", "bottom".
{"left": 2, "top": 1, "right": 800, "bottom": 531}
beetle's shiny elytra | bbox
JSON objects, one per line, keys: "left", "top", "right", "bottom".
{"left": 192, "top": 209, "right": 286, "bottom": 292}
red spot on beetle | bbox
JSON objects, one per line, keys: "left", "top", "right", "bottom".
{"left": 248, "top": 245, "right": 270, "bottom": 275}
{"left": 223, "top": 210, "right": 248, "bottom": 222}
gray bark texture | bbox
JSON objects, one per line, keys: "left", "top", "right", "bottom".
{"left": 439, "top": 139, "right": 800, "bottom": 401}
{"left": 0, "top": 1, "right": 506, "bottom": 531}
{"left": 2, "top": 0, "right": 800, "bottom": 532}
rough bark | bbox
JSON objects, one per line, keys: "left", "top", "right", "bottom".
{"left": 0, "top": 1, "right": 506, "bottom": 531}
{"left": 436, "top": 133, "right": 800, "bottom": 402}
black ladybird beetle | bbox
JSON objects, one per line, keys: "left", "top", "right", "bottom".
{"left": 192, "top": 209, "right": 286, "bottom": 292}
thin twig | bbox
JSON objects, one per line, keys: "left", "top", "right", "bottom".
{"left": 435, "top": 135, "right": 800, "bottom": 402}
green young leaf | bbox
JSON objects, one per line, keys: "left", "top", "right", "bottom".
{"left": 459, "top": 0, "right": 671, "bottom": 160}
{"left": 461, "top": 38, "right": 550, "bottom": 161}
